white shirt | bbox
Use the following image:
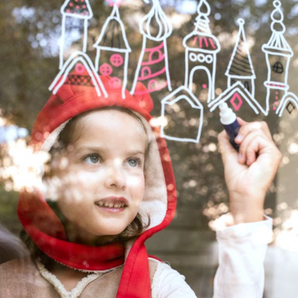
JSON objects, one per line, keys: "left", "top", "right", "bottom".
{"left": 151, "top": 216, "right": 272, "bottom": 298}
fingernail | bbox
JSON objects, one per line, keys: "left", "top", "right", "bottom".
{"left": 235, "top": 134, "right": 243, "bottom": 142}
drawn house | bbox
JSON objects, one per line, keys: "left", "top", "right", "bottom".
{"left": 225, "top": 19, "right": 256, "bottom": 98}
{"left": 276, "top": 92, "right": 298, "bottom": 117}
{"left": 94, "top": 5, "right": 131, "bottom": 99}
{"left": 59, "top": 0, "right": 93, "bottom": 69}
{"left": 161, "top": 86, "right": 204, "bottom": 143}
{"left": 182, "top": 0, "right": 220, "bottom": 103}
{"left": 208, "top": 81, "right": 265, "bottom": 115}
{"left": 262, "top": 0, "right": 293, "bottom": 116}
{"left": 131, "top": 0, "right": 172, "bottom": 96}
{"left": 49, "top": 51, "right": 107, "bottom": 98}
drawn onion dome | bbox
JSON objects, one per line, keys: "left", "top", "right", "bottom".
{"left": 131, "top": 0, "right": 173, "bottom": 95}
{"left": 140, "top": 0, "right": 172, "bottom": 41}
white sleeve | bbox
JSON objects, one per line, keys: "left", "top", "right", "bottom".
{"left": 151, "top": 260, "right": 197, "bottom": 298}
{"left": 213, "top": 215, "right": 273, "bottom": 298}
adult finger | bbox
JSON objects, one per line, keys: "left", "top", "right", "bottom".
{"left": 235, "top": 120, "right": 272, "bottom": 144}
{"left": 218, "top": 130, "right": 238, "bottom": 166}
{"left": 238, "top": 130, "right": 267, "bottom": 165}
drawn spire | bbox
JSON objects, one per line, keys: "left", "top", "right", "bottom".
{"left": 194, "top": 0, "right": 211, "bottom": 34}
{"left": 262, "top": 0, "right": 293, "bottom": 56}
{"left": 61, "top": 0, "right": 93, "bottom": 19}
{"left": 140, "top": 0, "right": 172, "bottom": 41}
{"left": 225, "top": 19, "right": 255, "bottom": 79}
{"left": 94, "top": 5, "right": 131, "bottom": 51}
{"left": 94, "top": 4, "right": 131, "bottom": 99}
{"left": 182, "top": 0, "right": 220, "bottom": 102}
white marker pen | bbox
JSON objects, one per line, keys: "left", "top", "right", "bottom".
{"left": 219, "top": 103, "right": 240, "bottom": 151}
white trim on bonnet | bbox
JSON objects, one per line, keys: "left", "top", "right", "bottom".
{"left": 41, "top": 120, "right": 69, "bottom": 152}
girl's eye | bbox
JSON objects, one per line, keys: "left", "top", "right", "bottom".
{"left": 127, "top": 158, "right": 141, "bottom": 168}
{"left": 83, "top": 154, "right": 100, "bottom": 164}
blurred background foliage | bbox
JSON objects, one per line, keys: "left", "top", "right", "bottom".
{"left": 1, "top": 0, "right": 298, "bottom": 296}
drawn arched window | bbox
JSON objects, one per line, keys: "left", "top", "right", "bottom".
{"left": 141, "top": 67, "right": 151, "bottom": 79}
{"left": 244, "top": 81, "right": 250, "bottom": 92}
{"left": 149, "top": 50, "right": 162, "bottom": 63}
{"left": 272, "top": 62, "right": 284, "bottom": 74}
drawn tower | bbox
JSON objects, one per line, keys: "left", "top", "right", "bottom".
{"left": 59, "top": 0, "right": 93, "bottom": 69}
{"left": 94, "top": 4, "right": 131, "bottom": 99}
{"left": 182, "top": 0, "right": 220, "bottom": 103}
{"left": 262, "top": 0, "right": 293, "bottom": 115}
{"left": 225, "top": 19, "right": 256, "bottom": 97}
{"left": 131, "top": 0, "right": 172, "bottom": 95}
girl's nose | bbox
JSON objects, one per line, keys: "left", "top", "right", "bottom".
{"left": 105, "top": 160, "right": 126, "bottom": 190}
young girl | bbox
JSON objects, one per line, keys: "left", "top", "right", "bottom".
{"left": 0, "top": 74, "right": 281, "bottom": 298}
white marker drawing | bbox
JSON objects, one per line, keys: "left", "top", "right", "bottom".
{"left": 49, "top": 51, "right": 108, "bottom": 98}
{"left": 262, "top": 0, "right": 293, "bottom": 116}
{"left": 161, "top": 86, "right": 204, "bottom": 143}
{"left": 276, "top": 92, "right": 298, "bottom": 117}
{"left": 94, "top": 4, "right": 131, "bottom": 99}
{"left": 225, "top": 19, "right": 256, "bottom": 98}
{"left": 131, "top": 0, "right": 172, "bottom": 95}
{"left": 183, "top": 0, "right": 220, "bottom": 103}
{"left": 59, "top": 0, "right": 93, "bottom": 69}
{"left": 208, "top": 81, "right": 266, "bottom": 115}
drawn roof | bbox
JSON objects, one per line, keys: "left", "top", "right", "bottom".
{"left": 276, "top": 92, "right": 298, "bottom": 117}
{"left": 94, "top": 5, "right": 131, "bottom": 52}
{"left": 61, "top": 0, "right": 93, "bottom": 19}
{"left": 183, "top": 0, "right": 220, "bottom": 53}
{"left": 208, "top": 81, "right": 265, "bottom": 115}
{"left": 140, "top": 0, "right": 172, "bottom": 41}
{"left": 262, "top": 1, "right": 293, "bottom": 56}
{"left": 225, "top": 19, "right": 255, "bottom": 78}
{"left": 49, "top": 51, "right": 107, "bottom": 98}
{"left": 162, "top": 86, "right": 203, "bottom": 109}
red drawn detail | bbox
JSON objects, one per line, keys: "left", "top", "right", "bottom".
{"left": 110, "top": 54, "right": 123, "bottom": 67}
{"left": 273, "top": 106, "right": 276, "bottom": 110}
{"left": 148, "top": 80, "right": 158, "bottom": 92}
{"left": 108, "top": 77, "right": 121, "bottom": 89}
{"left": 99, "top": 63, "right": 113, "bottom": 76}
{"left": 202, "top": 84, "right": 207, "bottom": 89}
{"left": 192, "top": 36, "right": 198, "bottom": 46}
{"left": 141, "top": 67, "right": 152, "bottom": 79}
{"left": 209, "top": 38, "right": 216, "bottom": 49}
{"left": 199, "top": 38, "right": 202, "bottom": 49}
{"left": 230, "top": 92, "right": 243, "bottom": 111}
{"left": 70, "top": 3, "right": 73, "bottom": 6}
{"left": 75, "top": 63, "right": 86, "bottom": 74}
{"left": 203, "top": 37, "right": 208, "bottom": 48}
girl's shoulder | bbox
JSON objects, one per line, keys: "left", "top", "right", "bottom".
{"left": 0, "top": 257, "right": 58, "bottom": 297}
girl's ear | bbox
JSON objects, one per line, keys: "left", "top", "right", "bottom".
{"left": 133, "top": 82, "right": 154, "bottom": 113}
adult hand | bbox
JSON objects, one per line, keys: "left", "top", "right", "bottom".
{"left": 218, "top": 118, "right": 282, "bottom": 224}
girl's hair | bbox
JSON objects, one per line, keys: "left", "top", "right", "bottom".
{"left": 21, "top": 107, "right": 150, "bottom": 265}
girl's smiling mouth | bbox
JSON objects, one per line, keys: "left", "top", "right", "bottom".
{"left": 95, "top": 197, "right": 129, "bottom": 212}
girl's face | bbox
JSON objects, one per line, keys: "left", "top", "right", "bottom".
{"left": 51, "top": 109, "right": 147, "bottom": 245}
